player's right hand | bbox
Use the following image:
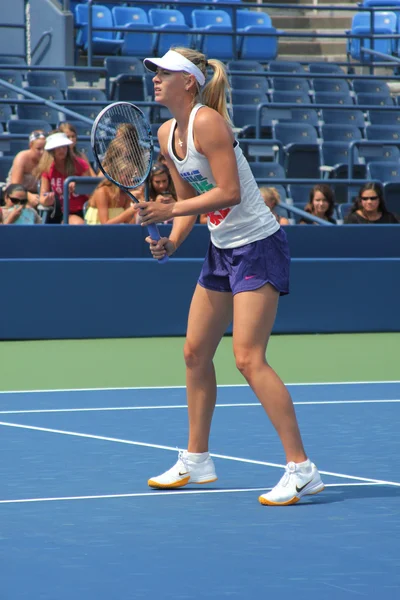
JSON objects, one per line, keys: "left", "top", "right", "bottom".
{"left": 145, "top": 236, "right": 176, "bottom": 260}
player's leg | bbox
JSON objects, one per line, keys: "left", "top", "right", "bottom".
{"left": 232, "top": 284, "right": 324, "bottom": 505}
{"left": 148, "top": 284, "right": 232, "bottom": 489}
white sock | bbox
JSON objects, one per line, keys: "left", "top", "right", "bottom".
{"left": 186, "top": 451, "right": 209, "bottom": 463}
{"left": 296, "top": 458, "right": 312, "bottom": 471}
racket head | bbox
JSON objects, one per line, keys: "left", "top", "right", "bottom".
{"left": 91, "top": 102, "right": 153, "bottom": 191}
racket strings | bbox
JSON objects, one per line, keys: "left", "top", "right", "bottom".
{"left": 94, "top": 104, "right": 151, "bottom": 189}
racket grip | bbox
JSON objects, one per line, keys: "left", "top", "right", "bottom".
{"left": 147, "top": 224, "right": 169, "bottom": 264}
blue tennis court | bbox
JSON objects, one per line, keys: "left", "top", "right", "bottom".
{"left": 1, "top": 381, "right": 399, "bottom": 599}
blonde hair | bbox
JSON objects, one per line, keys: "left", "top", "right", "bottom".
{"left": 259, "top": 186, "right": 281, "bottom": 207}
{"left": 173, "top": 47, "right": 232, "bottom": 125}
{"left": 89, "top": 178, "right": 121, "bottom": 208}
{"left": 33, "top": 130, "right": 77, "bottom": 179}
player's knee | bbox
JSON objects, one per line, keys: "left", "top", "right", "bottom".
{"left": 234, "top": 349, "right": 264, "bottom": 378}
{"left": 183, "top": 341, "right": 209, "bottom": 370}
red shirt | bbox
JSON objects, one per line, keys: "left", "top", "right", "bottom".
{"left": 42, "top": 157, "right": 90, "bottom": 214}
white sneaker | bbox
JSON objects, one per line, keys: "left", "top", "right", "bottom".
{"left": 148, "top": 450, "right": 218, "bottom": 489}
{"left": 259, "top": 460, "right": 324, "bottom": 506}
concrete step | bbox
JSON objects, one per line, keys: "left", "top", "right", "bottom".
{"left": 271, "top": 15, "right": 353, "bottom": 30}
{"left": 278, "top": 39, "right": 347, "bottom": 56}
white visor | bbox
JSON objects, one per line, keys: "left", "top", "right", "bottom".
{"left": 143, "top": 50, "right": 205, "bottom": 87}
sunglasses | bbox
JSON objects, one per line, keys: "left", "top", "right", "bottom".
{"left": 361, "top": 195, "right": 379, "bottom": 201}
{"left": 9, "top": 196, "right": 28, "bottom": 204}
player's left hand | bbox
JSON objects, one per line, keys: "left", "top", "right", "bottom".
{"left": 135, "top": 202, "right": 174, "bottom": 225}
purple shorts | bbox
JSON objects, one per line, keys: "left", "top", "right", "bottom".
{"left": 198, "top": 228, "right": 290, "bottom": 296}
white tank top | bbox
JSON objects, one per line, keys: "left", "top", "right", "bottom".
{"left": 167, "top": 103, "right": 280, "bottom": 249}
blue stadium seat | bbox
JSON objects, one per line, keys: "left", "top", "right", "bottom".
{"left": 212, "top": 0, "right": 243, "bottom": 20}
{"left": 104, "top": 56, "right": 145, "bottom": 77}
{"left": 59, "top": 120, "right": 92, "bottom": 137}
{"left": 26, "top": 71, "right": 68, "bottom": 91}
{"left": 274, "top": 122, "right": 319, "bottom": 178}
{"left": 346, "top": 11, "right": 397, "bottom": 61}
{"left": 250, "top": 161, "right": 285, "bottom": 179}
{"left": 267, "top": 61, "right": 305, "bottom": 73}
{"left": 75, "top": 4, "right": 124, "bottom": 54}
{"left": 236, "top": 9, "right": 278, "bottom": 61}
{"left": 174, "top": 0, "right": 209, "bottom": 26}
{"left": 16, "top": 104, "right": 61, "bottom": 125}
{"left": 104, "top": 56, "right": 146, "bottom": 99}
{"left": 278, "top": 107, "right": 319, "bottom": 126}
{"left": 232, "top": 105, "right": 259, "bottom": 130}
{"left": 3, "top": 139, "right": 28, "bottom": 157}
{"left": 192, "top": 10, "right": 233, "bottom": 60}
{"left": 367, "top": 161, "right": 400, "bottom": 181}
{"left": 322, "top": 108, "right": 366, "bottom": 129}
{"left": 338, "top": 202, "right": 353, "bottom": 220}
{"left": 368, "top": 108, "right": 400, "bottom": 125}
{"left": 230, "top": 75, "right": 269, "bottom": 92}
{"left": 321, "top": 124, "right": 362, "bottom": 142}
{"left": 0, "top": 104, "right": 13, "bottom": 125}
{"left": 67, "top": 105, "right": 104, "bottom": 121}
{"left": 352, "top": 79, "right": 390, "bottom": 95}
{"left": 271, "top": 78, "right": 310, "bottom": 93}
{"left": 231, "top": 90, "right": 266, "bottom": 105}
{"left": 7, "top": 119, "right": 52, "bottom": 134}
{"left": 112, "top": 5, "right": 150, "bottom": 30}
{"left": 66, "top": 88, "right": 107, "bottom": 102}
{"left": 149, "top": 9, "right": 191, "bottom": 55}
{"left": 287, "top": 184, "right": 310, "bottom": 204}
{"left": 361, "top": 144, "right": 400, "bottom": 163}
{"left": 25, "top": 86, "right": 64, "bottom": 101}
{"left": 109, "top": 75, "right": 147, "bottom": 101}
{"left": 227, "top": 59, "right": 264, "bottom": 72}
{"left": 112, "top": 7, "right": 154, "bottom": 56}
{"left": 314, "top": 91, "right": 354, "bottom": 105}
{"left": 366, "top": 124, "right": 400, "bottom": 140}
{"left": 357, "top": 92, "right": 394, "bottom": 106}
{"left": 272, "top": 90, "right": 311, "bottom": 104}
{"left": 0, "top": 83, "right": 18, "bottom": 101}
{"left": 0, "top": 70, "right": 24, "bottom": 88}
{"left": 383, "top": 181, "right": 400, "bottom": 215}
{"left": 0, "top": 156, "right": 13, "bottom": 184}
{"left": 312, "top": 78, "right": 351, "bottom": 94}
{"left": 308, "top": 62, "right": 346, "bottom": 74}
{"left": 320, "top": 142, "right": 366, "bottom": 179}
{"left": 75, "top": 140, "right": 96, "bottom": 166}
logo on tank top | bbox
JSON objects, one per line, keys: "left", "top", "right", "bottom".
{"left": 181, "top": 169, "right": 231, "bottom": 226}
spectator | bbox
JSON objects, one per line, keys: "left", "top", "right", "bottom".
{"left": 58, "top": 121, "right": 97, "bottom": 176}
{"left": 259, "top": 187, "right": 289, "bottom": 225}
{"left": 85, "top": 178, "right": 137, "bottom": 224}
{"left": 149, "top": 162, "right": 176, "bottom": 203}
{"left": 344, "top": 183, "right": 399, "bottom": 224}
{"left": 6, "top": 130, "right": 46, "bottom": 207}
{"left": 299, "top": 184, "right": 337, "bottom": 225}
{"left": 35, "top": 131, "right": 92, "bottom": 224}
{"left": 0, "top": 183, "right": 41, "bottom": 224}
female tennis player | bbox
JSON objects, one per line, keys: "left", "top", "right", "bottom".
{"left": 136, "top": 47, "right": 324, "bottom": 506}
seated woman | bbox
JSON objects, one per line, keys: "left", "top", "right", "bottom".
{"left": 58, "top": 121, "right": 97, "bottom": 176}
{"left": 0, "top": 183, "right": 41, "bottom": 224}
{"left": 85, "top": 178, "right": 138, "bottom": 225}
{"left": 299, "top": 184, "right": 337, "bottom": 225}
{"left": 344, "top": 183, "right": 399, "bottom": 224}
{"left": 35, "top": 131, "right": 92, "bottom": 224}
{"left": 6, "top": 130, "right": 46, "bottom": 207}
{"left": 259, "top": 187, "right": 289, "bottom": 226}
{"left": 149, "top": 162, "right": 176, "bottom": 224}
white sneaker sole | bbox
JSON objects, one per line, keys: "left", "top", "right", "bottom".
{"left": 148, "top": 475, "right": 217, "bottom": 490}
{"left": 259, "top": 482, "right": 325, "bottom": 506}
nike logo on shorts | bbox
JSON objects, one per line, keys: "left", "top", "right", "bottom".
{"left": 244, "top": 275, "right": 256, "bottom": 280}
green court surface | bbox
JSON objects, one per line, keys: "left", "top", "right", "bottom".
{"left": 0, "top": 332, "right": 398, "bottom": 391}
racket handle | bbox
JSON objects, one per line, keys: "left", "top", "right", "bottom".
{"left": 147, "top": 224, "right": 169, "bottom": 264}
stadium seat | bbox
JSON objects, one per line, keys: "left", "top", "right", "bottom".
{"left": 192, "top": 10, "right": 233, "bottom": 60}
{"left": 231, "top": 90, "right": 267, "bottom": 105}
{"left": 312, "top": 78, "right": 351, "bottom": 94}
{"left": 366, "top": 124, "right": 400, "bottom": 140}
{"left": 267, "top": 61, "right": 305, "bottom": 73}
{"left": 383, "top": 181, "right": 400, "bottom": 215}
{"left": 109, "top": 75, "right": 147, "bottom": 102}
{"left": 322, "top": 108, "right": 366, "bottom": 129}
{"left": 0, "top": 156, "right": 13, "bottom": 185}
{"left": 314, "top": 91, "right": 354, "bottom": 105}
{"left": 272, "top": 90, "right": 311, "bottom": 104}
{"left": 236, "top": 9, "right": 279, "bottom": 61}
{"left": 227, "top": 59, "right": 264, "bottom": 72}
{"left": 26, "top": 86, "right": 64, "bottom": 101}
{"left": 308, "top": 62, "right": 346, "bottom": 74}
{"left": 174, "top": 0, "right": 209, "bottom": 26}
{"left": 320, "top": 142, "right": 366, "bottom": 179}
{"left": 75, "top": 4, "right": 124, "bottom": 54}
{"left": 0, "top": 104, "right": 13, "bottom": 126}
{"left": 26, "top": 71, "right": 68, "bottom": 91}
{"left": 16, "top": 104, "right": 61, "bottom": 126}
{"left": 357, "top": 92, "right": 394, "bottom": 106}
{"left": 337, "top": 202, "right": 353, "bottom": 220}
{"left": 104, "top": 56, "right": 146, "bottom": 100}
{"left": 279, "top": 107, "right": 319, "bottom": 126}
{"left": 7, "top": 119, "right": 52, "bottom": 134}
{"left": 352, "top": 79, "right": 390, "bottom": 95}
{"left": 346, "top": 11, "right": 397, "bottom": 61}
{"left": 66, "top": 88, "right": 107, "bottom": 102}
{"left": 274, "top": 122, "right": 319, "bottom": 178}
{"left": 230, "top": 75, "right": 269, "bottom": 93}
{"left": 75, "top": 140, "right": 96, "bottom": 167}
{"left": 112, "top": 8, "right": 154, "bottom": 57}
{"left": 0, "top": 70, "right": 24, "bottom": 88}
{"left": 367, "top": 160, "right": 400, "bottom": 181}
{"left": 368, "top": 108, "right": 400, "bottom": 125}
{"left": 321, "top": 124, "right": 362, "bottom": 142}
{"left": 67, "top": 105, "right": 103, "bottom": 120}
{"left": 3, "top": 140, "right": 28, "bottom": 157}
{"left": 0, "top": 84, "right": 19, "bottom": 101}
{"left": 288, "top": 184, "right": 310, "bottom": 204}
{"left": 59, "top": 120, "right": 92, "bottom": 137}
{"left": 361, "top": 144, "right": 400, "bottom": 163}
{"left": 149, "top": 9, "right": 191, "bottom": 55}
{"left": 271, "top": 78, "right": 310, "bottom": 93}
{"left": 212, "top": 0, "right": 243, "bottom": 20}
{"left": 249, "top": 161, "right": 285, "bottom": 179}
{"left": 104, "top": 56, "right": 145, "bottom": 78}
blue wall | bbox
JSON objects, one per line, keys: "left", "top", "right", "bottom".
{"left": 0, "top": 226, "right": 399, "bottom": 339}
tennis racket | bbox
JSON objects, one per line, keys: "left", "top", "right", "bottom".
{"left": 91, "top": 101, "right": 168, "bottom": 264}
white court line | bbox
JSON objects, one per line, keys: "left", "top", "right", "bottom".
{"left": 0, "top": 482, "right": 385, "bottom": 506}
{"left": 0, "top": 420, "right": 399, "bottom": 488}
{"left": 0, "top": 380, "right": 399, "bottom": 395}
{"left": 0, "top": 398, "right": 399, "bottom": 415}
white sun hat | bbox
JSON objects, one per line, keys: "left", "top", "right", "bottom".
{"left": 44, "top": 132, "right": 74, "bottom": 151}
{"left": 143, "top": 50, "right": 205, "bottom": 86}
